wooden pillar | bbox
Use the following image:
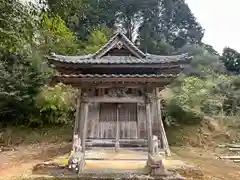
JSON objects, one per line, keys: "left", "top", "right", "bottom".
{"left": 115, "top": 104, "right": 120, "bottom": 151}
{"left": 146, "top": 101, "right": 153, "bottom": 155}
{"left": 156, "top": 88, "right": 171, "bottom": 156}
{"left": 81, "top": 102, "right": 89, "bottom": 153}
{"left": 73, "top": 90, "right": 81, "bottom": 149}
{"left": 137, "top": 104, "right": 141, "bottom": 139}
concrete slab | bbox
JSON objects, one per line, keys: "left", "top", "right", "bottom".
{"left": 85, "top": 149, "right": 148, "bottom": 160}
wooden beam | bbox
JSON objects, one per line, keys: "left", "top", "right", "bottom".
{"left": 83, "top": 96, "right": 145, "bottom": 103}
{"left": 56, "top": 77, "right": 176, "bottom": 83}
{"left": 50, "top": 60, "right": 184, "bottom": 69}
{"left": 81, "top": 103, "right": 89, "bottom": 153}
{"left": 156, "top": 88, "right": 171, "bottom": 156}
{"left": 50, "top": 77, "right": 170, "bottom": 88}
{"left": 62, "top": 83, "right": 166, "bottom": 89}
{"left": 146, "top": 102, "right": 153, "bottom": 155}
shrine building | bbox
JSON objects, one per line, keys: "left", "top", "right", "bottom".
{"left": 47, "top": 32, "right": 190, "bottom": 158}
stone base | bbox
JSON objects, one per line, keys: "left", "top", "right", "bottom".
{"left": 31, "top": 150, "right": 202, "bottom": 180}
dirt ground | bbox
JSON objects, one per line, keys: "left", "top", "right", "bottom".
{"left": 1, "top": 143, "right": 240, "bottom": 180}
{"left": 0, "top": 143, "right": 71, "bottom": 179}
{"left": 172, "top": 147, "right": 240, "bottom": 180}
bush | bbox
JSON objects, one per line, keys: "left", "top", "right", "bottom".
{"left": 0, "top": 52, "right": 51, "bottom": 125}
{"left": 35, "top": 84, "right": 76, "bottom": 125}
{"left": 165, "top": 75, "right": 228, "bottom": 125}
{"left": 165, "top": 98, "right": 204, "bottom": 125}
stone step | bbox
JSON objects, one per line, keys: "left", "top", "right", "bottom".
{"left": 83, "top": 160, "right": 185, "bottom": 180}
{"left": 79, "top": 172, "right": 185, "bottom": 180}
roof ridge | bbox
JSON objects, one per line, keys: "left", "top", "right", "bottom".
{"left": 92, "top": 31, "right": 146, "bottom": 59}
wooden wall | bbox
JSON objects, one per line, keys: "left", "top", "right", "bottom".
{"left": 86, "top": 100, "right": 162, "bottom": 141}
{"left": 87, "top": 103, "right": 100, "bottom": 138}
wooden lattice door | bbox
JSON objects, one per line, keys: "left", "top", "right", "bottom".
{"left": 99, "top": 103, "right": 138, "bottom": 139}
{"left": 99, "top": 103, "right": 117, "bottom": 139}
{"left": 118, "top": 103, "right": 138, "bottom": 139}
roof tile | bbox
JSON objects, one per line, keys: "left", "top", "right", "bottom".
{"left": 49, "top": 54, "right": 189, "bottom": 64}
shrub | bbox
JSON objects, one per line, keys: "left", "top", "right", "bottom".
{"left": 165, "top": 75, "right": 228, "bottom": 125}
{"left": 0, "top": 52, "right": 51, "bottom": 125}
{"left": 35, "top": 84, "right": 76, "bottom": 125}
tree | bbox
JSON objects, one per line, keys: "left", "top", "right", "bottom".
{"left": 221, "top": 47, "right": 240, "bottom": 74}
{"left": 43, "top": 0, "right": 117, "bottom": 40}
{"left": 43, "top": 0, "right": 204, "bottom": 55}
{"left": 39, "top": 13, "right": 81, "bottom": 55}
{"left": 139, "top": 0, "right": 204, "bottom": 54}
{"left": 0, "top": 0, "right": 37, "bottom": 55}
{"left": 84, "top": 27, "right": 113, "bottom": 54}
{"left": 0, "top": 1, "right": 51, "bottom": 124}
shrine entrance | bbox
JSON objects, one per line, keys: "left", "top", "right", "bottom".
{"left": 99, "top": 103, "right": 138, "bottom": 139}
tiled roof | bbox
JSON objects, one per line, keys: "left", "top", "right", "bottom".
{"left": 57, "top": 74, "right": 178, "bottom": 78}
{"left": 47, "top": 32, "right": 190, "bottom": 65}
{"left": 49, "top": 54, "right": 189, "bottom": 64}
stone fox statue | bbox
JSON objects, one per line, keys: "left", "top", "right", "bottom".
{"left": 73, "top": 134, "right": 82, "bottom": 152}
{"left": 68, "top": 134, "right": 83, "bottom": 173}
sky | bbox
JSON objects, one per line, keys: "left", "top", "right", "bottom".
{"left": 186, "top": 0, "right": 240, "bottom": 53}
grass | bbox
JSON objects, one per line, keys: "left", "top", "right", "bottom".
{"left": 0, "top": 125, "right": 73, "bottom": 146}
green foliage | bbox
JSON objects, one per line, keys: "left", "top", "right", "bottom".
{"left": 39, "top": 14, "right": 81, "bottom": 55}
{"left": 44, "top": 0, "right": 116, "bottom": 39}
{"left": 35, "top": 84, "right": 76, "bottom": 125}
{"left": 0, "top": 52, "right": 51, "bottom": 124}
{"left": 0, "top": 0, "right": 37, "bottom": 55}
{"left": 45, "top": 0, "right": 204, "bottom": 54}
{"left": 139, "top": 0, "right": 203, "bottom": 54}
{"left": 221, "top": 47, "right": 240, "bottom": 74}
{"left": 84, "top": 27, "right": 113, "bottom": 53}
{"left": 165, "top": 70, "right": 239, "bottom": 125}
{"left": 0, "top": 1, "right": 78, "bottom": 125}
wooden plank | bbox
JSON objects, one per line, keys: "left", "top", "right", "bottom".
{"left": 85, "top": 138, "right": 152, "bottom": 148}
{"left": 218, "top": 144, "right": 240, "bottom": 148}
{"left": 229, "top": 148, "right": 240, "bottom": 151}
{"left": 156, "top": 88, "right": 171, "bottom": 156}
{"left": 86, "top": 139, "right": 148, "bottom": 143}
{"left": 146, "top": 102, "right": 153, "bottom": 155}
{"left": 83, "top": 96, "right": 145, "bottom": 103}
{"left": 219, "top": 156, "right": 240, "bottom": 160}
{"left": 227, "top": 144, "right": 240, "bottom": 148}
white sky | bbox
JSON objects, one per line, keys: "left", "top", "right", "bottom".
{"left": 186, "top": 0, "right": 240, "bottom": 53}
